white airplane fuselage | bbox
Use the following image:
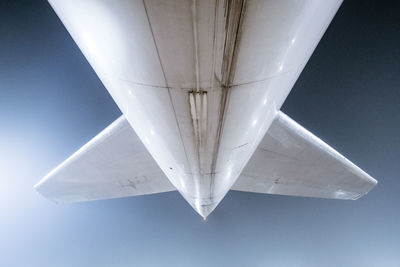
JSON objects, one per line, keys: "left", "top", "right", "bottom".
{"left": 48, "top": 0, "right": 343, "bottom": 218}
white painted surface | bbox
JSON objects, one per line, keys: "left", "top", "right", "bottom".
{"left": 37, "top": 0, "right": 377, "bottom": 218}
{"left": 233, "top": 112, "right": 377, "bottom": 199}
{"left": 35, "top": 116, "right": 175, "bottom": 203}
{"left": 35, "top": 113, "right": 377, "bottom": 207}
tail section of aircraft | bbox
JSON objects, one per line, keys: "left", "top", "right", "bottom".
{"left": 36, "top": 0, "right": 377, "bottom": 218}
{"left": 36, "top": 112, "right": 376, "bottom": 217}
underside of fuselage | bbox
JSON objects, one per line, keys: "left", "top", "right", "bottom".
{"left": 35, "top": 0, "right": 377, "bottom": 218}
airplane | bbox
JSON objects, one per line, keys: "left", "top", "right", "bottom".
{"left": 35, "top": 0, "right": 377, "bottom": 220}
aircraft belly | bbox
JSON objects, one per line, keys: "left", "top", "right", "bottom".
{"left": 98, "top": 71, "right": 303, "bottom": 217}
{"left": 49, "top": 0, "right": 343, "bottom": 217}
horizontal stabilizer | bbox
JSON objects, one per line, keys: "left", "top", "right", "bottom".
{"left": 232, "top": 112, "right": 377, "bottom": 200}
{"left": 35, "top": 116, "right": 175, "bottom": 203}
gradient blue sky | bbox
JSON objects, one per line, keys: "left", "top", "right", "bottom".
{"left": 1, "top": 1, "right": 399, "bottom": 266}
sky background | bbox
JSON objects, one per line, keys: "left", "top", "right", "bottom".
{"left": 0, "top": 1, "right": 399, "bottom": 266}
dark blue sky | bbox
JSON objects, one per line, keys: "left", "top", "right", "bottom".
{"left": 1, "top": 1, "right": 399, "bottom": 266}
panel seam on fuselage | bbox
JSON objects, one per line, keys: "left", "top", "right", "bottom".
{"left": 209, "top": 0, "right": 247, "bottom": 196}
{"left": 99, "top": 65, "right": 299, "bottom": 90}
{"left": 142, "top": 0, "right": 193, "bottom": 181}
